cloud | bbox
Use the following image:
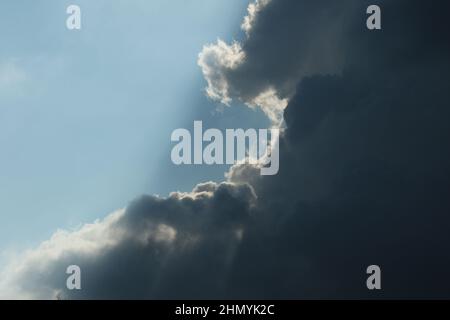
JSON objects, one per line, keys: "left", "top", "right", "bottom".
{"left": 241, "top": 0, "right": 271, "bottom": 36}
{"left": 198, "top": 0, "right": 351, "bottom": 124}
{"left": 247, "top": 87, "right": 288, "bottom": 125}
{"left": 2, "top": 0, "right": 450, "bottom": 299}
{"left": 198, "top": 40, "right": 245, "bottom": 106}
{"left": 0, "top": 209, "right": 126, "bottom": 299}
{"left": 0, "top": 182, "right": 256, "bottom": 299}
{"left": 226, "top": 0, "right": 450, "bottom": 298}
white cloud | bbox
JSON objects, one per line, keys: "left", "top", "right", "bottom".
{"left": 198, "top": 40, "right": 245, "bottom": 105}
{"left": 247, "top": 87, "right": 288, "bottom": 126}
{"left": 0, "top": 209, "right": 126, "bottom": 299}
{"left": 241, "top": 0, "right": 271, "bottom": 36}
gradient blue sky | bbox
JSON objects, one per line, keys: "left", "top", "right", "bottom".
{"left": 0, "top": 0, "right": 269, "bottom": 256}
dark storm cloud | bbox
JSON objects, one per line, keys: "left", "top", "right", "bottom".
{"left": 198, "top": 0, "right": 356, "bottom": 123}
{"left": 228, "top": 0, "right": 450, "bottom": 298}
{"left": 226, "top": 0, "right": 352, "bottom": 100}
{"left": 2, "top": 0, "right": 450, "bottom": 299}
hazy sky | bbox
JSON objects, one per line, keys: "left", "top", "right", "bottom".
{"left": 0, "top": 0, "right": 269, "bottom": 254}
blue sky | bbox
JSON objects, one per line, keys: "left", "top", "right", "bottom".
{"left": 0, "top": 0, "right": 269, "bottom": 255}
